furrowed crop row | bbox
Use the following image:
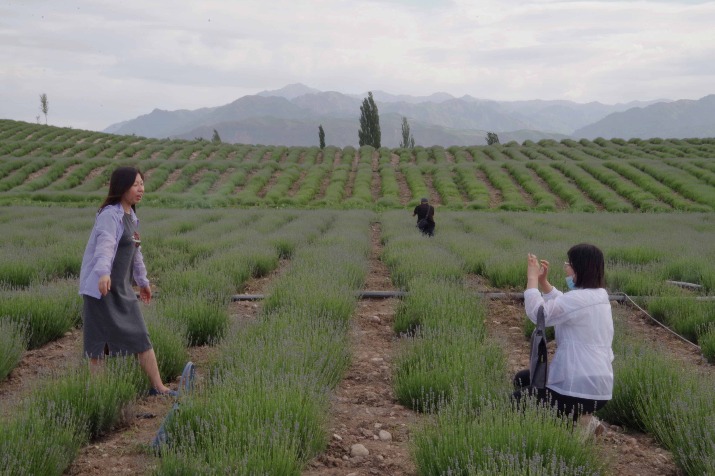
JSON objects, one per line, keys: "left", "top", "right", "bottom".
{"left": 478, "top": 163, "right": 530, "bottom": 210}
{"left": 551, "top": 161, "right": 634, "bottom": 212}
{"left": 526, "top": 162, "right": 596, "bottom": 211}
{"left": 666, "top": 160, "right": 715, "bottom": 187}
{"left": 577, "top": 162, "right": 670, "bottom": 211}
{"left": 629, "top": 161, "right": 715, "bottom": 210}
{"left": 604, "top": 161, "right": 710, "bottom": 211}
{"left": 503, "top": 162, "right": 559, "bottom": 211}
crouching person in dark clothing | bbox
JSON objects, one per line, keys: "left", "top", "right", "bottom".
{"left": 413, "top": 197, "right": 435, "bottom": 236}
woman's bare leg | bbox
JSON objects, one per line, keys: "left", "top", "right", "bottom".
{"left": 137, "top": 348, "right": 171, "bottom": 393}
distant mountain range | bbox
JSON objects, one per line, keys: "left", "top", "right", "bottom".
{"left": 104, "top": 83, "right": 715, "bottom": 147}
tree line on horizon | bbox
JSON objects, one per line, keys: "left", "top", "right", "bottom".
{"left": 318, "top": 91, "right": 498, "bottom": 150}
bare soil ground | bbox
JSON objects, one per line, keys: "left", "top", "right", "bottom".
{"left": 422, "top": 174, "right": 441, "bottom": 206}
{"left": 207, "top": 167, "right": 236, "bottom": 194}
{"left": 23, "top": 165, "right": 51, "bottom": 185}
{"left": 80, "top": 165, "right": 109, "bottom": 187}
{"left": 288, "top": 170, "right": 309, "bottom": 197}
{"left": 343, "top": 151, "right": 360, "bottom": 199}
{"left": 155, "top": 169, "right": 183, "bottom": 192}
{"left": 304, "top": 223, "right": 417, "bottom": 476}
{"left": 371, "top": 150, "right": 382, "bottom": 203}
{"left": 526, "top": 167, "right": 568, "bottom": 209}
{"left": 475, "top": 168, "right": 502, "bottom": 208}
{"left": 257, "top": 169, "right": 280, "bottom": 198}
{"left": 391, "top": 154, "right": 413, "bottom": 206}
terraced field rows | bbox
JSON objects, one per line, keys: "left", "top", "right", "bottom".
{"left": 2, "top": 120, "right": 715, "bottom": 210}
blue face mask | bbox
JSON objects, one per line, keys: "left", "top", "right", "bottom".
{"left": 565, "top": 275, "right": 577, "bottom": 290}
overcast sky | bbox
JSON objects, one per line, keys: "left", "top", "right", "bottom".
{"left": 2, "top": 0, "right": 714, "bottom": 131}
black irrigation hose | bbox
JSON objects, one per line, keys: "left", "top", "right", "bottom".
{"left": 230, "top": 291, "right": 628, "bottom": 301}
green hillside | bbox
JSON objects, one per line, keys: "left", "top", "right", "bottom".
{"left": 2, "top": 119, "right": 715, "bottom": 211}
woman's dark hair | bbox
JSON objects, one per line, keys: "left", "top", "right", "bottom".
{"left": 99, "top": 167, "right": 143, "bottom": 212}
{"left": 567, "top": 243, "right": 605, "bottom": 289}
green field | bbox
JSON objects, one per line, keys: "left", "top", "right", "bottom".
{"left": 2, "top": 119, "right": 715, "bottom": 475}
{"left": 2, "top": 119, "right": 715, "bottom": 210}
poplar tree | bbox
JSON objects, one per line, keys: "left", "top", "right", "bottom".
{"left": 39, "top": 93, "right": 49, "bottom": 125}
{"left": 318, "top": 124, "right": 325, "bottom": 149}
{"left": 358, "top": 92, "right": 381, "bottom": 148}
{"left": 400, "top": 116, "right": 415, "bottom": 148}
{"left": 211, "top": 129, "right": 222, "bottom": 143}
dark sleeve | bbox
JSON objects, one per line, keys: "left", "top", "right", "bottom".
{"left": 413, "top": 206, "right": 419, "bottom": 215}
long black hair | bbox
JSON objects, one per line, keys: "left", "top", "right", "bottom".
{"left": 567, "top": 243, "right": 605, "bottom": 289}
{"left": 99, "top": 166, "right": 143, "bottom": 212}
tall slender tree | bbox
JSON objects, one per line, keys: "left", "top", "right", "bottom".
{"left": 39, "top": 93, "right": 49, "bottom": 125}
{"left": 400, "top": 116, "right": 416, "bottom": 148}
{"left": 358, "top": 92, "right": 381, "bottom": 148}
{"left": 318, "top": 124, "right": 325, "bottom": 149}
{"left": 211, "top": 129, "right": 222, "bottom": 143}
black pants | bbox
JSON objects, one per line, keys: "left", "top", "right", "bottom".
{"left": 512, "top": 369, "right": 608, "bottom": 421}
{"left": 418, "top": 221, "right": 435, "bottom": 236}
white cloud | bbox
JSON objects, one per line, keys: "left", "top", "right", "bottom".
{"left": 1, "top": 0, "right": 713, "bottom": 130}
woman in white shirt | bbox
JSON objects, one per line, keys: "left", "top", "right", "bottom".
{"left": 514, "top": 243, "right": 614, "bottom": 422}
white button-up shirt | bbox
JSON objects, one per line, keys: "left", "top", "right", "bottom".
{"left": 524, "top": 287, "right": 614, "bottom": 400}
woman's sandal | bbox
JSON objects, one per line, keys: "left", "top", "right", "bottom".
{"left": 148, "top": 388, "right": 179, "bottom": 397}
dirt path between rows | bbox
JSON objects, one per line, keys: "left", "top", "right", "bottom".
{"left": 304, "top": 222, "right": 417, "bottom": 476}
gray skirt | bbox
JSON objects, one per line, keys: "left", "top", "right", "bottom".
{"left": 82, "top": 294, "right": 152, "bottom": 358}
{"left": 82, "top": 212, "right": 152, "bottom": 358}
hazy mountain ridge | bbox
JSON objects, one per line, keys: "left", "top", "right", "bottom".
{"left": 104, "top": 83, "right": 715, "bottom": 146}
{"left": 573, "top": 95, "right": 715, "bottom": 139}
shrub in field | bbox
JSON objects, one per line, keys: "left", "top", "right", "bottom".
{"left": 607, "top": 246, "right": 663, "bottom": 266}
{"left": 30, "top": 358, "right": 142, "bottom": 439}
{"left": 483, "top": 255, "right": 526, "bottom": 289}
{"left": 606, "top": 267, "right": 670, "bottom": 296}
{"left": 144, "top": 309, "right": 189, "bottom": 384}
{"left": 0, "top": 318, "right": 28, "bottom": 381}
{"left": 646, "top": 296, "right": 715, "bottom": 343}
{"left": 411, "top": 397, "right": 606, "bottom": 475}
{"left": 217, "top": 308, "right": 352, "bottom": 390}
{"left": 0, "top": 282, "right": 81, "bottom": 348}
{"left": 453, "top": 164, "right": 490, "bottom": 209}
{"left": 262, "top": 254, "right": 364, "bottom": 322}
{"left": 381, "top": 236, "right": 465, "bottom": 289}
{"left": 158, "top": 292, "right": 229, "bottom": 346}
{"left": 600, "top": 332, "right": 715, "bottom": 474}
{"left": 158, "top": 372, "right": 327, "bottom": 475}
{"left": 394, "top": 329, "right": 505, "bottom": 412}
{"left": 432, "top": 167, "right": 462, "bottom": 207}
{"left": 0, "top": 259, "right": 35, "bottom": 287}
{"left": 479, "top": 163, "right": 530, "bottom": 211}
{"left": 393, "top": 278, "right": 501, "bottom": 411}
{"left": 393, "top": 277, "right": 485, "bottom": 335}
{"left": 320, "top": 164, "right": 349, "bottom": 205}
{"left": 0, "top": 410, "right": 86, "bottom": 476}
{"left": 401, "top": 164, "right": 429, "bottom": 200}
{"left": 660, "top": 257, "right": 712, "bottom": 290}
